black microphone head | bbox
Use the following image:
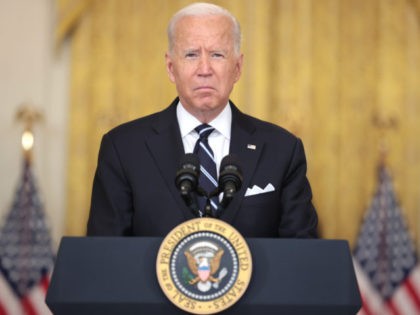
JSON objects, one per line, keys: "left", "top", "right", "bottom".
{"left": 178, "top": 153, "right": 200, "bottom": 171}
{"left": 220, "top": 154, "right": 240, "bottom": 170}
{"left": 219, "top": 154, "right": 243, "bottom": 191}
{"left": 175, "top": 153, "right": 200, "bottom": 191}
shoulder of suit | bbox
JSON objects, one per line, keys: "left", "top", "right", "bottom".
{"left": 105, "top": 102, "right": 176, "bottom": 139}
{"left": 108, "top": 111, "right": 160, "bottom": 134}
{"left": 237, "top": 110, "right": 298, "bottom": 142}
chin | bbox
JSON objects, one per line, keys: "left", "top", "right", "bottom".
{"left": 198, "top": 95, "right": 225, "bottom": 108}
{"left": 183, "top": 95, "right": 226, "bottom": 116}
{"left": 198, "top": 102, "right": 223, "bottom": 113}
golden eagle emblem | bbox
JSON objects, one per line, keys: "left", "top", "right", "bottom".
{"left": 184, "top": 241, "right": 228, "bottom": 292}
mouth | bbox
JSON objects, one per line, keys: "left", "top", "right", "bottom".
{"left": 194, "top": 86, "right": 215, "bottom": 91}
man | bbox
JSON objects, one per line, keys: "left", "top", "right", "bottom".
{"left": 87, "top": 2, "right": 318, "bottom": 238}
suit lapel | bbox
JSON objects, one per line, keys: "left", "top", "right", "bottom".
{"left": 145, "top": 99, "right": 196, "bottom": 220}
{"left": 219, "top": 103, "right": 264, "bottom": 223}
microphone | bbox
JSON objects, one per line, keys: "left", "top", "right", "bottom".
{"left": 218, "top": 155, "right": 243, "bottom": 208}
{"left": 175, "top": 153, "right": 202, "bottom": 217}
{"left": 175, "top": 153, "right": 200, "bottom": 198}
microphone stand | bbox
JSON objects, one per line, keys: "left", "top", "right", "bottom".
{"left": 179, "top": 185, "right": 201, "bottom": 218}
{"left": 196, "top": 187, "right": 209, "bottom": 218}
{"left": 204, "top": 199, "right": 213, "bottom": 218}
{"left": 208, "top": 188, "right": 225, "bottom": 218}
{"left": 195, "top": 187, "right": 231, "bottom": 219}
{"left": 197, "top": 187, "right": 219, "bottom": 218}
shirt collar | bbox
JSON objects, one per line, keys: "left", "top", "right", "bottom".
{"left": 176, "top": 101, "right": 232, "bottom": 140}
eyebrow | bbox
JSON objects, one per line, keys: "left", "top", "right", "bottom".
{"left": 210, "top": 49, "right": 228, "bottom": 54}
{"left": 183, "top": 48, "right": 200, "bottom": 53}
{"left": 182, "top": 48, "right": 229, "bottom": 54}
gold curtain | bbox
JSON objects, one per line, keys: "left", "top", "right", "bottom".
{"left": 57, "top": 0, "right": 420, "bottom": 248}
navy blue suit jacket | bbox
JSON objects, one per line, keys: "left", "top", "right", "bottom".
{"left": 87, "top": 98, "right": 318, "bottom": 238}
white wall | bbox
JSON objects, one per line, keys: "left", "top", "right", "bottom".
{"left": 0, "top": 0, "right": 69, "bottom": 247}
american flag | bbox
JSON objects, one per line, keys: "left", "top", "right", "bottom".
{"left": 0, "top": 159, "right": 54, "bottom": 315}
{"left": 353, "top": 165, "right": 420, "bottom": 315}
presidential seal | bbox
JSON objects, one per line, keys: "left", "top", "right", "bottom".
{"left": 156, "top": 218, "right": 252, "bottom": 314}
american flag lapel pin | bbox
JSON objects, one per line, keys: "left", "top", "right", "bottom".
{"left": 247, "top": 144, "right": 256, "bottom": 150}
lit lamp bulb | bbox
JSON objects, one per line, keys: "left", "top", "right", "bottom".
{"left": 22, "top": 130, "right": 34, "bottom": 151}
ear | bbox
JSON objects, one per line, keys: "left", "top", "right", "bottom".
{"left": 233, "top": 53, "right": 244, "bottom": 83}
{"left": 165, "top": 52, "right": 176, "bottom": 83}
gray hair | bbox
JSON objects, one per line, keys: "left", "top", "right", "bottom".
{"left": 167, "top": 2, "right": 242, "bottom": 55}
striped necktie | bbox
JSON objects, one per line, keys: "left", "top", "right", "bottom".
{"left": 194, "top": 124, "right": 219, "bottom": 216}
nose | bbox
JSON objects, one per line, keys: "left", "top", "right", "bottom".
{"left": 197, "top": 55, "right": 212, "bottom": 77}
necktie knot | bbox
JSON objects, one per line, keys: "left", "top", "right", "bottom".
{"left": 195, "top": 124, "right": 215, "bottom": 141}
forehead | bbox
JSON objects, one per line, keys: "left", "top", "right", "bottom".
{"left": 173, "top": 15, "right": 234, "bottom": 48}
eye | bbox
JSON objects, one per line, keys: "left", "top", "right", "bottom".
{"left": 212, "top": 52, "right": 225, "bottom": 58}
{"left": 185, "top": 52, "right": 198, "bottom": 58}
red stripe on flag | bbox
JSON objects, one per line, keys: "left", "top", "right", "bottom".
{"left": 360, "top": 295, "right": 374, "bottom": 315}
{"left": 386, "top": 299, "right": 400, "bottom": 315}
{"left": 21, "top": 296, "right": 37, "bottom": 315}
{"left": 404, "top": 278, "right": 420, "bottom": 310}
{"left": 40, "top": 276, "right": 49, "bottom": 293}
{"left": 0, "top": 302, "right": 7, "bottom": 315}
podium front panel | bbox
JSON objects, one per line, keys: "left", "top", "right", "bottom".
{"left": 46, "top": 237, "right": 361, "bottom": 315}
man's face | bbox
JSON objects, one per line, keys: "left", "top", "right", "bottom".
{"left": 166, "top": 15, "right": 243, "bottom": 122}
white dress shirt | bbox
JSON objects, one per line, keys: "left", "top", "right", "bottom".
{"left": 176, "top": 101, "right": 231, "bottom": 177}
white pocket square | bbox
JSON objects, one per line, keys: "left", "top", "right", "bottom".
{"left": 245, "top": 183, "right": 275, "bottom": 197}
